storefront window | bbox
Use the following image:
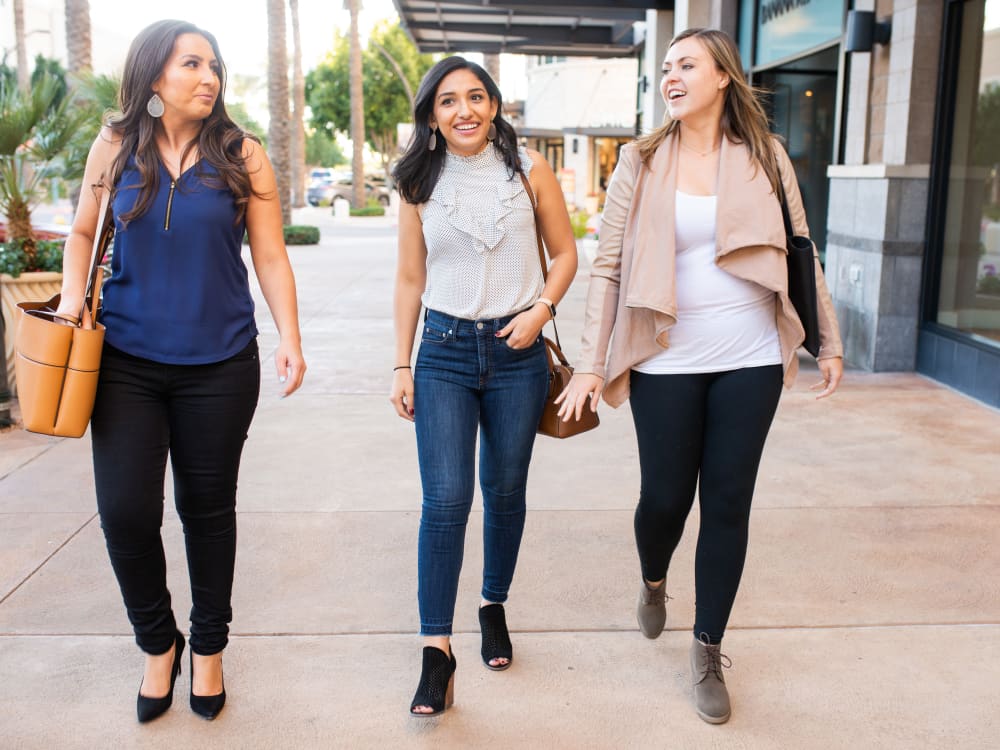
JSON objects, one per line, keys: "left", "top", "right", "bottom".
{"left": 936, "top": 0, "right": 1000, "bottom": 347}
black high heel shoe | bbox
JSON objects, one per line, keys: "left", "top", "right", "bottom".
{"left": 136, "top": 631, "right": 185, "bottom": 723}
{"left": 409, "top": 646, "right": 457, "bottom": 717}
{"left": 189, "top": 651, "right": 226, "bottom": 720}
{"left": 479, "top": 603, "right": 512, "bottom": 671}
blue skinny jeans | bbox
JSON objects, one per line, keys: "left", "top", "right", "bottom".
{"left": 413, "top": 308, "right": 549, "bottom": 636}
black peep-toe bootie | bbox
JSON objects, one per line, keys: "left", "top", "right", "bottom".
{"left": 409, "top": 646, "right": 457, "bottom": 716}
{"left": 479, "top": 603, "right": 513, "bottom": 671}
{"left": 136, "top": 631, "right": 185, "bottom": 723}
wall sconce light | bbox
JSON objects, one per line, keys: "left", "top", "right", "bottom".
{"left": 845, "top": 10, "right": 892, "bottom": 53}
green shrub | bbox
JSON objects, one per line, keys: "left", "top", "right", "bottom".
{"left": 977, "top": 274, "right": 1000, "bottom": 295}
{"left": 283, "top": 225, "right": 320, "bottom": 245}
{"left": 569, "top": 211, "right": 590, "bottom": 239}
{"left": 349, "top": 206, "right": 386, "bottom": 217}
{"left": 0, "top": 238, "right": 65, "bottom": 277}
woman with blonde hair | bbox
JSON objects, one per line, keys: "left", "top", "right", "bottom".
{"left": 557, "top": 27, "right": 843, "bottom": 724}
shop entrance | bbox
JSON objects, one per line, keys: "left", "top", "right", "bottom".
{"left": 757, "top": 46, "right": 839, "bottom": 261}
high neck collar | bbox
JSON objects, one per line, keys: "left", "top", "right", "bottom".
{"left": 446, "top": 140, "right": 496, "bottom": 163}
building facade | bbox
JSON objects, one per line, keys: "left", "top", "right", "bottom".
{"left": 392, "top": 1, "right": 1000, "bottom": 407}
{"left": 522, "top": 56, "right": 637, "bottom": 211}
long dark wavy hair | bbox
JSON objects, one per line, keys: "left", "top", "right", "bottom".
{"left": 393, "top": 56, "right": 522, "bottom": 205}
{"left": 636, "top": 27, "right": 782, "bottom": 196}
{"left": 104, "top": 19, "right": 260, "bottom": 226}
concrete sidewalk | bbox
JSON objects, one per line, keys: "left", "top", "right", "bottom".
{"left": 2, "top": 205, "right": 998, "bottom": 749}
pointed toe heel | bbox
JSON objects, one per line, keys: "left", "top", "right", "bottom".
{"left": 136, "top": 631, "right": 185, "bottom": 723}
{"left": 189, "top": 651, "right": 227, "bottom": 720}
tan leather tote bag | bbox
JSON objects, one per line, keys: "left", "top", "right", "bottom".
{"left": 14, "top": 190, "right": 113, "bottom": 437}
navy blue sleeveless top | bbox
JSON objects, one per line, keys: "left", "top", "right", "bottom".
{"left": 102, "top": 157, "right": 257, "bottom": 364}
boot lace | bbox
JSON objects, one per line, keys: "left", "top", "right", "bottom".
{"left": 696, "top": 633, "right": 732, "bottom": 682}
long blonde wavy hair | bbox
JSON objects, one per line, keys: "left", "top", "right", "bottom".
{"left": 636, "top": 27, "right": 782, "bottom": 196}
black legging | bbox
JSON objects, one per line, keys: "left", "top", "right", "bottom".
{"left": 91, "top": 340, "right": 260, "bottom": 656}
{"left": 628, "top": 365, "right": 783, "bottom": 644}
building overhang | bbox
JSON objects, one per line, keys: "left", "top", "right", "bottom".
{"left": 564, "top": 126, "right": 635, "bottom": 137}
{"left": 392, "top": 1, "right": 674, "bottom": 58}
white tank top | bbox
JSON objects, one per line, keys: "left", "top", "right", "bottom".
{"left": 633, "top": 190, "right": 782, "bottom": 374}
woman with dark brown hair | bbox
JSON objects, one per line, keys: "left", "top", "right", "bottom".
{"left": 558, "top": 28, "right": 843, "bottom": 724}
{"left": 56, "top": 19, "right": 305, "bottom": 722}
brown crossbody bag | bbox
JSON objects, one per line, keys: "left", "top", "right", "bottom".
{"left": 518, "top": 172, "right": 599, "bottom": 439}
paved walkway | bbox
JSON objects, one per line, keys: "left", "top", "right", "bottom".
{"left": 2, "top": 205, "right": 998, "bottom": 748}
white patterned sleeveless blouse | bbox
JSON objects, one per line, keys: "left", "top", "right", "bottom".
{"left": 420, "top": 144, "right": 543, "bottom": 320}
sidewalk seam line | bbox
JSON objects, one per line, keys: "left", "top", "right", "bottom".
{"left": 0, "top": 513, "right": 98, "bottom": 607}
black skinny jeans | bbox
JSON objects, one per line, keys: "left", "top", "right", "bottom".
{"left": 91, "top": 340, "right": 260, "bottom": 656}
{"left": 629, "top": 365, "right": 783, "bottom": 644}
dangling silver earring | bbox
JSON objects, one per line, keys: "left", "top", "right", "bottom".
{"left": 146, "top": 93, "right": 164, "bottom": 118}
{"left": 487, "top": 122, "right": 497, "bottom": 141}
{"left": 427, "top": 129, "right": 437, "bottom": 151}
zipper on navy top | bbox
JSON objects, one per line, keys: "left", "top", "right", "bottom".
{"left": 164, "top": 180, "right": 176, "bottom": 230}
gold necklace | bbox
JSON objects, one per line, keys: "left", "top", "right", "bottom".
{"left": 679, "top": 140, "right": 721, "bottom": 157}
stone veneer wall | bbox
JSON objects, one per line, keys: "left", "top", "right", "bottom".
{"left": 825, "top": 168, "right": 928, "bottom": 370}
{"left": 824, "top": 0, "right": 942, "bottom": 372}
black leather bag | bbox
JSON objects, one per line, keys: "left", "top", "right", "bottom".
{"left": 779, "top": 183, "right": 821, "bottom": 357}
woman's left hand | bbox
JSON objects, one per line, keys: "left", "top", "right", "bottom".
{"left": 811, "top": 356, "right": 843, "bottom": 400}
{"left": 496, "top": 305, "right": 549, "bottom": 349}
{"left": 275, "top": 338, "right": 306, "bottom": 397}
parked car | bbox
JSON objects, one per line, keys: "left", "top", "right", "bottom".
{"left": 308, "top": 178, "right": 390, "bottom": 208}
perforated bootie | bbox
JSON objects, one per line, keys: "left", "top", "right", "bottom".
{"left": 636, "top": 579, "right": 668, "bottom": 638}
{"left": 689, "top": 634, "right": 732, "bottom": 724}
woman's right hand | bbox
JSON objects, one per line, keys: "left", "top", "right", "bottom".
{"left": 555, "top": 372, "right": 604, "bottom": 422}
{"left": 390, "top": 368, "right": 415, "bottom": 421}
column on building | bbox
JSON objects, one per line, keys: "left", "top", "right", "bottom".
{"left": 826, "top": 0, "right": 942, "bottom": 371}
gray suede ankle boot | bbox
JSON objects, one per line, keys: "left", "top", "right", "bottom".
{"left": 636, "top": 579, "right": 668, "bottom": 639}
{"left": 689, "top": 634, "right": 732, "bottom": 724}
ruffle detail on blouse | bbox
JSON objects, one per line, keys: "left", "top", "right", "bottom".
{"left": 430, "top": 152, "right": 528, "bottom": 253}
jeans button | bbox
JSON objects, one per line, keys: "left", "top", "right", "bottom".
{"left": 476, "top": 322, "right": 484, "bottom": 330}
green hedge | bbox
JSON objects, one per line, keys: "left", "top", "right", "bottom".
{"left": 0, "top": 238, "right": 66, "bottom": 277}
{"left": 283, "top": 225, "right": 320, "bottom": 245}
{"left": 349, "top": 206, "right": 385, "bottom": 217}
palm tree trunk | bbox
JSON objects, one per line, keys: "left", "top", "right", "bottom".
{"left": 64, "top": 0, "right": 93, "bottom": 77}
{"left": 14, "top": 0, "right": 29, "bottom": 91}
{"left": 348, "top": 0, "right": 366, "bottom": 210}
{"left": 484, "top": 54, "right": 501, "bottom": 88}
{"left": 289, "top": 0, "right": 306, "bottom": 208}
{"left": 267, "top": 0, "right": 292, "bottom": 225}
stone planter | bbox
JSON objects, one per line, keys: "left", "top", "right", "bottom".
{"left": 1, "top": 272, "right": 63, "bottom": 395}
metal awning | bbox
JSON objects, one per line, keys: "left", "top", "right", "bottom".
{"left": 392, "top": 1, "right": 674, "bottom": 58}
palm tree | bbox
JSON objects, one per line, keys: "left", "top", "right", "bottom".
{"left": 289, "top": 0, "right": 306, "bottom": 209}
{"left": 0, "top": 76, "right": 87, "bottom": 254}
{"left": 267, "top": 0, "right": 292, "bottom": 225}
{"left": 348, "top": 0, "right": 365, "bottom": 210}
{"left": 13, "top": 0, "right": 29, "bottom": 91}
{"left": 64, "top": 0, "right": 93, "bottom": 77}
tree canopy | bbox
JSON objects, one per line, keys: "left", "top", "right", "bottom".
{"left": 306, "top": 22, "right": 432, "bottom": 167}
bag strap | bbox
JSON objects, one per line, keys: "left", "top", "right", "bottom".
{"left": 79, "top": 187, "right": 115, "bottom": 326}
{"left": 517, "top": 171, "right": 562, "bottom": 352}
{"left": 774, "top": 167, "right": 796, "bottom": 239}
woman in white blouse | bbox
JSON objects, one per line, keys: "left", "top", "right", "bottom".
{"left": 390, "top": 56, "right": 576, "bottom": 716}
